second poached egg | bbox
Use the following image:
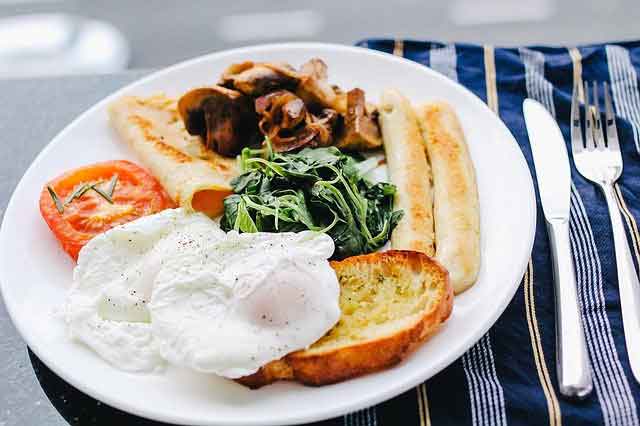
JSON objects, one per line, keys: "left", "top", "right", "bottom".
{"left": 65, "top": 208, "right": 340, "bottom": 378}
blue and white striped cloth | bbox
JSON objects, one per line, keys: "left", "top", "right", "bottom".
{"left": 307, "top": 40, "right": 640, "bottom": 426}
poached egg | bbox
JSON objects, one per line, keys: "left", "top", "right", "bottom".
{"left": 65, "top": 208, "right": 340, "bottom": 378}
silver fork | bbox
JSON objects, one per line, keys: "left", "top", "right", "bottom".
{"left": 571, "top": 81, "right": 640, "bottom": 383}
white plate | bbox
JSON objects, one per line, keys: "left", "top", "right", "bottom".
{"left": 0, "top": 43, "right": 536, "bottom": 426}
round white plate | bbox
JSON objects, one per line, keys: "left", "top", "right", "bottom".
{"left": 0, "top": 43, "right": 536, "bottom": 426}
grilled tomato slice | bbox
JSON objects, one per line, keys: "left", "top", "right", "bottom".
{"left": 39, "top": 160, "right": 175, "bottom": 261}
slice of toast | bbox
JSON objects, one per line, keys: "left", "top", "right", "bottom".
{"left": 237, "top": 250, "right": 453, "bottom": 388}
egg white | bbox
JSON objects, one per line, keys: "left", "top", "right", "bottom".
{"left": 65, "top": 208, "right": 340, "bottom": 378}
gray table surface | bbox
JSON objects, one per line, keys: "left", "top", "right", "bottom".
{"left": 0, "top": 71, "right": 193, "bottom": 426}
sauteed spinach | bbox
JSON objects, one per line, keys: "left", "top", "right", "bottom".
{"left": 220, "top": 142, "right": 403, "bottom": 259}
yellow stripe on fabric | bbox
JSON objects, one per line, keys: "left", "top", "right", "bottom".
{"left": 614, "top": 184, "right": 640, "bottom": 266}
{"left": 416, "top": 383, "right": 431, "bottom": 426}
{"left": 524, "top": 260, "right": 562, "bottom": 426}
{"left": 417, "top": 382, "right": 426, "bottom": 426}
{"left": 507, "top": 44, "right": 563, "bottom": 426}
{"left": 484, "top": 45, "right": 499, "bottom": 113}
{"left": 393, "top": 40, "right": 404, "bottom": 57}
{"left": 422, "top": 383, "right": 431, "bottom": 426}
{"left": 569, "top": 47, "right": 585, "bottom": 103}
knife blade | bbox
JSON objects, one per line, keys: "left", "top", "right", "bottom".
{"left": 524, "top": 99, "right": 571, "bottom": 221}
{"left": 523, "top": 98, "right": 592, "bottom": 399}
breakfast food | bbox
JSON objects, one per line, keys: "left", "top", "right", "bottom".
{"left": 254, "top": 89, "right": 338, "bottom": 152}
{"left": 220, "top": 60, "right": 346, "bottom": 112}
{"left": 417, "top": 102, "right": 480, "bottom": 293}
{"left": 108, "top": 95, "right": 238, "bottom": 217}
{"left": 39, "top": 160, "right": 174, "bottom": 260}
{"left": 378, "top": 89, "right": 435, "bottom": 256}
{"left": 178, "top": 86, "right": 261, "bottom": 157}
{"left": 220, "top": 143, "right": 402, "bottom": 259}
{"left": 66, "top": 208, "right": 340, "bottom": 376}
{"left": 178, "top": 58, "right": 381, "bottom": 156}
{"left": 238, "top": 250, "right": 453, "bottom": 388}
{"left": 36, "top": 56, "right": 481, "bottom": 390}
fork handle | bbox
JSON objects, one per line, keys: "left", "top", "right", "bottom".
{"left": 547, "top": 218, "right": 593, "bottom": 398}
{"left": 601, "top": 184, "right": 640, "bottom": 383}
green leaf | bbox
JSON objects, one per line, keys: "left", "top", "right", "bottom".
{"left": 234, "top": 197, "right": 258, "bottom": 233}
{"left": 64, "top": 183, "right": 92, "bottom": 205}
{"left": 220, "top": 195, "right": 241, "bottom": 231}
{"left": 47, "top": 186, "right": 64, "bottom": 214}
{"left": 106, "top": 174, "right": 119, "bottom": 197}
{"left": 91, "top": 184, "right": 114, "bottom": 204}
{"left": 220, "top": 144, "right": 403, "bottom": 259}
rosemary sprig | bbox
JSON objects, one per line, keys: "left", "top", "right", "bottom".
{"left": 47, "top": 186, "right": 64, "bottom": 214}
{"left": 106, "top": 174, "right": 118, "bottom": 197}
{"left": 64, "top": 183, "right": 92, "bottom": 206}
{"left": 50, "top": 174, "right": 117, "bottom": 215}
{"left": 91, "top": 184, "right": 114, "bottom": 204}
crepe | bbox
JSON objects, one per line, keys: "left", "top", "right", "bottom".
{"left": 378, "top": 89, "right": 435, "bottom": 256}
{"left": 108, "top": 95, "right": 238, "bottom": 217}
{"left": 416, "top": 102, "right": 480, "bottom": 293}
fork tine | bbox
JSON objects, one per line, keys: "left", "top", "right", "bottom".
{"left": 592, "top": 81, "right": 606, "bottom": 148}
{"left": 571, "top": 82, "right": 584, "bottom": 155}
{"left": 584, "top": 81, "right": 596, "bottom": 150}
{"left": 604, "top": 81, "right": 620, "bottom": 152}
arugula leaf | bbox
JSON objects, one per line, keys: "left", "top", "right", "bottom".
{"left": 234, "top": 197, "right": 258, "bottom": 233}
{"left": 221, "top": 142, "right": 403, "bottom": 259}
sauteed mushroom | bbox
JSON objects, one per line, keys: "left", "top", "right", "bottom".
{"left": 294, "top": 58, "right": 347, "bottom": 113}
{"left": 177, "top": 85, "right": 259, "bottom": 157}
{"left": 335, "top": 88, "right": 382, "bottom": 151}
{"left": 221, "top": 59, "right": 347, "bottom": 114}
{"left": 178, "top": 58, "right": 383, "bottom": 156}
{"left": 255, "top": 90, "right": 338, "bottom": 152}
{"left": 220, "top": 61, "right": 298, "bottom": 96}
{"left": 299, "top": 58, "right": 328, "bottom": 81}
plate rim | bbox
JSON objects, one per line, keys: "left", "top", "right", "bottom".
{"left": 0, "top": 42, "right": 537, "bottom": 426}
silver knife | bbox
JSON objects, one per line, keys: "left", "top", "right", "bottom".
{"left": 523, "top": 99, "right": 593, "bottom": 399}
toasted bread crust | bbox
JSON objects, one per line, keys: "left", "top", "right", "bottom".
{"left": 237, "top": 360, "right": 293, "bottom": 389}
{"left": 237, "top": 251, "right": 453, "bottom": 388}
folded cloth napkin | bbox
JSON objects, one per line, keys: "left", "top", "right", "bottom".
{"left": 312, "top": 39, "right": 640, "bottom": 426}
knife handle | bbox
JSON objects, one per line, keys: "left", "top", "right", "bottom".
{"left": 546, "top": 218, "right": 593, "bottom": 399}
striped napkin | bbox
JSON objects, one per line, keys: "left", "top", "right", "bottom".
{"left": 309, "top": 40, "right": 640, "bottom": 426}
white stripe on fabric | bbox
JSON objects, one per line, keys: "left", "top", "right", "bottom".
{"left": 461, "top": 334, "right": 507, "bottom": 426}
{"left": 525, "top": 46, "right": 634, "bottom": 426}
{"left": 569, "top": 191, "right": 621, "bottom": 426}
{"left": 485, "top": 339, "right": 507, "bottom": 425}
{"left": 429, "top": 44, "right": 459, "bottom": 81}
{"left": 467, "top": 343, "right": 490, "bottom": 425}
{"left": 343, "top": 407, "right": 377, "bottom": 426}
{"left": 569, "top": 187, "right": 639, "bottom": 426}
{"left": 573, "top": 46, "right": 640, "bottom": 426}
{"left": 521, "top": 46, "right": 639, "bottom": 426}
{"left": 519, "top": 48, "right": 556, "bottom": 117}
{"left": 432, "top": 41, "right": 507, "bottom": 426}
{"left": 461, "top": 345, "right": 481, "bottom": 426}
{"left": 569, "top": 187, "right": 629, "bottom": 425}
{"left": 471, "top": 342, "right": 494, "bottom": 425}
{"left": 606, "top": 45, "right": 640, "bottom": 153}
{"left": 481, "top": 335, "right": 507, "bottom": 426}
{"left": 344, "top": 411, "right": 353, "bottom": 426}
